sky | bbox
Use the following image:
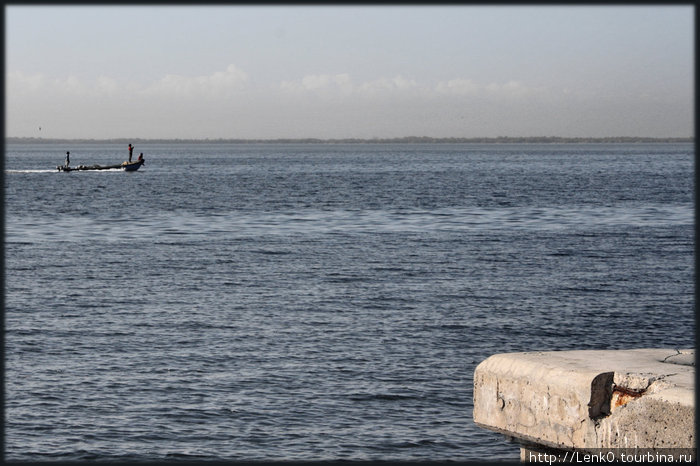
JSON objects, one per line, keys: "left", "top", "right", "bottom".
{"left": 5, "top": 5, "right": 695, "bottom": 139}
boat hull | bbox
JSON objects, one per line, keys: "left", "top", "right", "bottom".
{"left": 57, "top": 159, "right": 144, "bottom": 172}
{"left": 122, "top": 160, "right": 144, "bottom": 171}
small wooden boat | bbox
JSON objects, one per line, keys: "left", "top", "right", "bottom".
{"left": 57, "top": 159, "right": 145, "bottom": 172}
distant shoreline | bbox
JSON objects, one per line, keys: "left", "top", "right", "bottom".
{"left": 5, "top": 136, "right": 694, "bottom": 144}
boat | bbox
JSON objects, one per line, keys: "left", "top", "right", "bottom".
{"left": 57, "top": 159, "right": 145, "bottom": 172}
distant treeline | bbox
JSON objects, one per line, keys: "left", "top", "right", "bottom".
{"left": 6, "top": 136, "right": 694, "bottom": 144}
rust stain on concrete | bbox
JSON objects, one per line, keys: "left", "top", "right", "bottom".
{"left": 611, "top": 385, "right": 645, "bottom": 408}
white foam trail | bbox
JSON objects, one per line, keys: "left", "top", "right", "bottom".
{"left": 6, "top": 169, "right": 56, "bottom": 173}
{"left": 6, "top": 169, "right": 124, "bottom": 174}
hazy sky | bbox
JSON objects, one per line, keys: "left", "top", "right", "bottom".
{"left": 5, "top": 5, "right": 694, "bottom": 139}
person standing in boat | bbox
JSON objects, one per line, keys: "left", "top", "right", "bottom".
{"left": 65, "top": 151, "right": 70, "bottom": 167}
{"left": 128, "top": 144, "right": 134, "bottom": 162}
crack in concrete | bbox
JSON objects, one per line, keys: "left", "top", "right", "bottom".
{"left": 661, "top": 349, "right": 683, "bottom": 363}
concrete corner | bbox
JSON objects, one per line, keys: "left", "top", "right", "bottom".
{"left": 473, "top": 348, "right": 695, "bottom": 454}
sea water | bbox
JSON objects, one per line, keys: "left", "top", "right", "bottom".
{"left": 4, "top": 142, "right": 694, "bottom": 461}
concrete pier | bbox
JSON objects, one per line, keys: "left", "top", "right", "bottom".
{"left": 473, "top": 348, "right": 695, "bottom": 461}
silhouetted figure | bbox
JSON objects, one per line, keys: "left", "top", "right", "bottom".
{"left": 65, "top": 151, "right": 70, "bottom": 167}
{"left": 137, "top": 153, "right": 144, "bottom": 163}
{"left": 128, "top": 144, "right": 134, "bottom": 162}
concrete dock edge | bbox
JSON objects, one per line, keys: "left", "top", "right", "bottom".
{"left": 472, "top": 348, "right": 695, "bottom": 461}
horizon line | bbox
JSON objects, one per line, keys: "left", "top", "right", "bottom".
{"left": 6, "top": 136, "right": 695, "bottom": 144}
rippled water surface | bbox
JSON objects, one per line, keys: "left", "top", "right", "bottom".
{"left": 5, "top": 142, "right": 695, "bottom": 461}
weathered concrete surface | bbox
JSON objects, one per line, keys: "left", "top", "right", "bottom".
{"left": 473, "top": 348, "right": 694, "bottom": 452}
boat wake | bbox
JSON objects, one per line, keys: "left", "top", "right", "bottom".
{"left": 6, "top": 169, "right": 56, "bottom": 173}
{"left": 6, "top": 169, "right": 125, "bottom": 174}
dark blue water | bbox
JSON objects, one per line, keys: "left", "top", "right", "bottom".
{"left": 4, "top": 142, "right": 694, "bottom": 461}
